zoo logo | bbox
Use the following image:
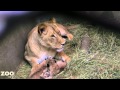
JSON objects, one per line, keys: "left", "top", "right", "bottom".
{"left": 0, "top": 71, "right": 15, "bottom": 77}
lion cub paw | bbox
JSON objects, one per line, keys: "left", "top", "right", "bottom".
{"left": 62, "top": 56, "right": 71, "bottom": 63}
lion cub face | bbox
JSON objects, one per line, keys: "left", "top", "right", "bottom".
{"left": 37, "top": 18, "right": 73, "bottom": 52}
{"left": 38, "top": 23, "right": 66, "bottom": 52}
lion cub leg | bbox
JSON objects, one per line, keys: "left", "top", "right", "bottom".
{"left": 28, "top": 58, "right": 48, "bottom": 78}
{"left": 57, "top": 51, "right": 71, "bottom": 63}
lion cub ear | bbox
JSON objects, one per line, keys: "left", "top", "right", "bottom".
{"left": 38, "top": 25, "right": 47, "bottom": 35}
{"left": 67, "top": 34, "right": 73, "bottom": 41}
{"left": 49, "top": 18, "right": 56, "bottom": 23}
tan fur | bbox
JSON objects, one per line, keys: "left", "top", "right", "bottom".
{"left": 40, "top": 59, "right": 67, "bottom": 79}
{"left": 28, "top": 59, "right": 67, "bottom": 79}
{"left": 24, "top": 18, "right": 73, "bottom": 78}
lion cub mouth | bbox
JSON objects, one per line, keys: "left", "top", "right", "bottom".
{"left": 56, "top": 48, "right": 64, "bottom": 52}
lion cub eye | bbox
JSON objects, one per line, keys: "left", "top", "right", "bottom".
{"left": 62, "top": 35, "right": 68, "bottom": 39}
{"left": 51, "top": 35, "right": 55, "bottom": 37}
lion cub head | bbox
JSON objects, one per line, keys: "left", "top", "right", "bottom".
{"left": 37, "top": 18, "right": 73, "bottom": 52}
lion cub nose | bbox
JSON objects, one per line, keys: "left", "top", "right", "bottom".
{"left": 61, "top": 43, "right": 65, "bottom": 46}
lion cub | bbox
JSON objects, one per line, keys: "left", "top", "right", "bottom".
{"left": 29, "top": 58, "right": 67, "bottom": 79}
{"left": 24, "top": 18, "right": 73, "bottom": 78}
